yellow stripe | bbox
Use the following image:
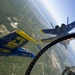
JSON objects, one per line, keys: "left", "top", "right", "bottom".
{"left": 40, "top": 30, "right": 44, "bottom": 34}
{"left": 39, "top": 40, "right": 44, "bottom": 44}
{"left": 16, "top": 29, "right": 38, "bottom": 44}
{"left": 40, "top": 39, "right": 52, "bottom": 43}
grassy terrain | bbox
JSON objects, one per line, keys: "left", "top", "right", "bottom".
{"left": 0, "top": 0, "right": 47, "bottom": 75}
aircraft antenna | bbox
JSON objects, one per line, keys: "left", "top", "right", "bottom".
{"left": 50, "top": 22, "right": 54, "bottom": 28}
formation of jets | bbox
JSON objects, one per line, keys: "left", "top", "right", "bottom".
{"left": 0, "top": 16, "right": 75, "bottom": 58}
{"left": 40, "top": 21, "right": 75, "bottom": 49}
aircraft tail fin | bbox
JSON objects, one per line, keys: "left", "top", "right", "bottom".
{"left": 60, "top": 42, "right": 67, "bottom": 49}
{"left": 67, "top": 17, "right": 69, "bottom": 25}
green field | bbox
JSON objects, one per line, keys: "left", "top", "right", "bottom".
{"left": 0, "top": 0, "right": 47, "bottom": 75}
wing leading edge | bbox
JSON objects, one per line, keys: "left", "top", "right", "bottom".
{"left": 40, "top": 36, "right": 59, "bottom": 43}
{"left": 40, "top": 29, "right": 57, "bottom": 35}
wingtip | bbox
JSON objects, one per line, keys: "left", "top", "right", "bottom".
{"left": 40, "top": 30, "right": 44, "bottom": 34}
{"left": 39, "top": 40, "right": 44, "bottom": 43}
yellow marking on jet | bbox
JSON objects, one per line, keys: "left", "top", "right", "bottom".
{"left": 0, "top": 48, "right": 2, "bottom": 52}
{"left": 0, "top": 48, "right": 11, "bottom": 53}
{"left": 40, "top": 39, "right": 53, "bottom": 43}
{"left": 3, "top": 49, "right": 11, "bottom": 53}
{"left": 39, "top": 40, "right": 44, "bottom": 44}
{"left": 16, "top": 37, "right": 26, "bottom": 44}
{"left": 4, "top": 40, "right": 19, "bottom": 49}
{"left": 16, "top": 29, "right": 38, "bottom": 44}
{"left": 40, "top": 30, "right": 44, "bottom": 34}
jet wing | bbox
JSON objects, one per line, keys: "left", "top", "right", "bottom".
{"left": 40, "top": 36, "right": 59, "bottom": 43}
{"left": 41, "top": 29, "right": 56, "bottom": 34}
{"left": 40, "top": 36, "right": 68, "bottom": 49}
{"left": 41, "top": 29, "right": 57, "bottom": 35}
{"left": 0, "top": 29, "right": 38, "bottom": 50}
{"left": 67, "top": 21, "right": 75, "bottom": 32}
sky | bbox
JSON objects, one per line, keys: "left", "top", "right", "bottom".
{"left": 31, "top": 0, "right": 75, "bottom": 53}
{"left": 40, "top": 0, "right": 75, "bottom": 52}
{"left": 40, "top": 0, "right": 75, "bottom": 25}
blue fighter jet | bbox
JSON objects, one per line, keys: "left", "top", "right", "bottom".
{"left": 0, "top": 29, "right": 38, "bottom": 58}
{"left": 40, "top": 21, "right": 75, "bottom": 49}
